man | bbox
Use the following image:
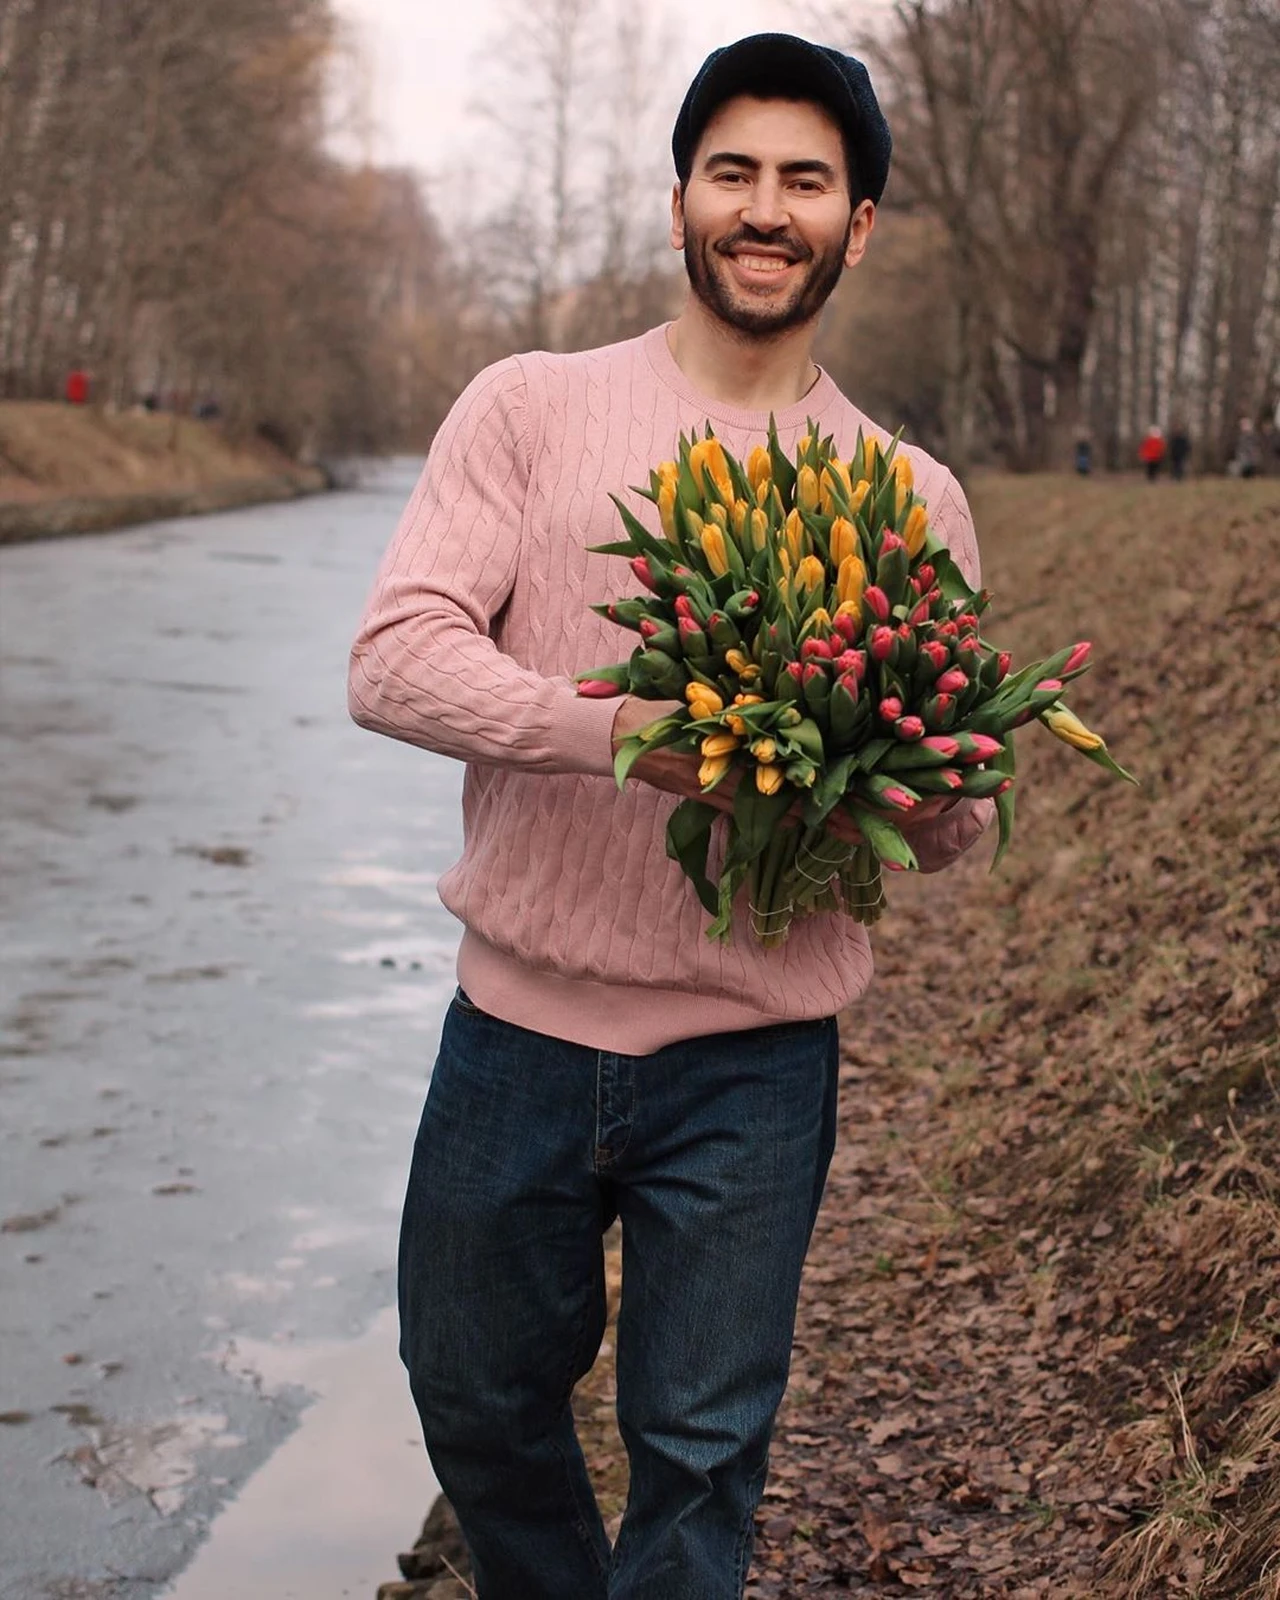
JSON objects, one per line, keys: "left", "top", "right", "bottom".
{"left": 349, "top": 34, "right": 991, "bottom": 1600}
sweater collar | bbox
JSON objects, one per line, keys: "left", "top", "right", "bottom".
{"left": 643, "top": 322, "right": 841, "bottom": 434}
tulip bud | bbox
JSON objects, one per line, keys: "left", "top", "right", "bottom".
{"left": 797, "top": 464, "right": 821, "bottom": 513}
{"left": 878, "top": 696, "right": 903, "bottom": 722}
{"left": 756, "top": 763, "right": 785, "bottom": 796}
{"left": 862, "top": 585, "right": 891, "bottom": 623}
{"left": 1064, "top": 641, "right": 1092, "bottom": 676}
{"left": 801, "top": 636, "right": 832, "bottom": 662}
{"left": 830, "top": 516, "right": 858, "bottom": 568}
{"left": 891, "top": 453, "right": 915, "bottom": 491}
{"left": 832, "top": 649, "right": 865, "bottom": 680}
{"left": 852, "top": 477, "right": 872, "bottom": 513}
{"left": 749, "top": 507, "right": 768, "bottom": 551}
{"left": 700, "top": 525, "right": 731, "bottom": 578}
{"left": 658, "top": 482, "right": 678, "bottom": 540}
{"left": 895, "top": 715, "right": 925, "bottom": 741}
{"left": 747, "top": 445, "right": 772, "bottom": 496}
{"left": 916, "top": 563, "right": 935, "bottom": 590}
{"left": 820, "top": 459, "right": 853, "bottom": 516}
{"left": 674, "top": 594, "right": 695, "bottom": 621}
{"left": 796, "top": 555, "right": 826, "bottom": 598}
{"left": 708, "top": 502, "right": 729, "bottom": 532}
{"left": 921, "top": 641, "right": 949, "bottom": 672}
{"left": 725, "top": 648, "right": 752, "bottom": 676}
{"left": 701, "top": 731, "right": 739, "bottom": 758}
{"left": 870, "top": 625, "right": 895, "bottom": 663}
{"left": 880, "top": 530, "right": 906, "bottom": 555}
{"left": 678, "top": 616, "right": 710, "bottom": 657}
{"left": 784, "top": 508, "right": 806, "bottom": 564}
{"left": 837, "top": 554, "right": 867, "bottom": 610}
{"left": 699, "top": 754, "right": 732, "bottom": 788}
{"left": 956, "top": 733, "right": 1003, "bottom": 764}
{"left": 1043, "top": 705, "right": 1104, "bottom": 752}
{"left": 997, "top": 651, "right": 1012, "bottom": 682}
{"left": 657, "top": 460, "right": 679, "bottom": 489}
{"left": 631, "top": 554, "right": 659, "bottom": 591}
{"left": 936, "top": 667, "right": 968, "bottom": 695}
{"left": 1035, "top": 678, "right": 1064, "bottom": 694}
{"left": 731, "top": 499, "right": 749, "bottom": 539}
{"left": 862, "top": 436, "right": 880, "bottom": 477}
{"left": 576, "top": 678, "right": 624, "bottom": 698}
{"left": 833, "top": 602, "right": 862, "bottom": 644}
{"left": 685, "top": 684, "right": 724, "bottom": 715}
{"left": 903, "top": 503, "right": 929, "bottom": 558}
{"left": 750, "top": 737, "right": 778, "bottom": 764}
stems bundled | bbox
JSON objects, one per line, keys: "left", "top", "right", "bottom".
{"left": 578, "top": 421, "right": 1135, "bottom": 946}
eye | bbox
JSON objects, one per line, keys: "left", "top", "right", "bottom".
{"left": 791, "top": 180, "right": 824, "bottom": 194}
{"left": 715, "top": 171, "right": 748, "bottom": 184}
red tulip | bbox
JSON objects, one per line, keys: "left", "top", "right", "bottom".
{"left": 1065, "top": 641, "right": 1092, "bottom": 674}
{"left": 870, "top": 626, "right": 895, "bottom": 662}
{"left": 895, "top": 716, "right": 926, "bottom": 741}
{"left": 878, "top": 696, "right": 903, "bottom": 721}
{"left": 936, "top": 668, "right": 968, "bottom": 695}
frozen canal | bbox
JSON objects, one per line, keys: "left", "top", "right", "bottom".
{"left": 0, "top": 463, "right": 459, "bottom": 1599}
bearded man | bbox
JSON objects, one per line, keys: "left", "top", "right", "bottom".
{"left": 349, "top": 33, "right": 991, "bottom": 1600}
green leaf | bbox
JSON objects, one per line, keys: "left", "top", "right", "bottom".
{"left": 608, "top": 494, "right": 669, "bottom": 561}
{"left": 665, "top": 798, "right": 720, "bottom": 915}
{"left": 586, "top": 539, "right": 646, "bottom": 558}
{"left": 727, "top": 783, "right": 794, "bottom": 868}
{"left": 990, "top": 738, "right": 1016, "bottom": 870}
{"left": 612, "top": 716, "right": 688, "bottom": 788}
{"left": 856, "top": 737, "right": 895, "bottom": 773}
{"left": 847, "top": 804, "right": 918, "bottom": 871}
{"left": 1079, "top": 743, "right": 1140, "bottom": 786}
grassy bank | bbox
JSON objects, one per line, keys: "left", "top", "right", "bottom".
{"left": 0, "top": 401, "right": 326, "bottom": 541}
{"left": 561, "top": 472, "right": 1280, "bottom": 1598}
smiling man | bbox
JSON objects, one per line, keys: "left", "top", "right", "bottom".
{"left": 350, "top": 32, "right": 991, "bottom": 1600}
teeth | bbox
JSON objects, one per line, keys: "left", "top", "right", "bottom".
{"left": 735, "top": 254, "right": 791, "bottom": 273}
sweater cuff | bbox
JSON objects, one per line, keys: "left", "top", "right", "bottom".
{"left": 547, "top": 688, "right": 624, "bottom": 777}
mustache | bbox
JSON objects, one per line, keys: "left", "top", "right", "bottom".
{"left": 714, "top": 228, "right": 811, "bottom": 263}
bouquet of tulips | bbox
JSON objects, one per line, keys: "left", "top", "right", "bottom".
{"left": 576, "top": 423, "right": 1135, "bottom": 946}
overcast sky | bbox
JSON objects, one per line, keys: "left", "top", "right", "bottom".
{"left": 330, "top": 0, "right": 850, "bottom": 220}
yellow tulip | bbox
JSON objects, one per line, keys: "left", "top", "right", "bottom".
{"left": 820, "top": 459, "right": 853, "bottom": 515}
{"left": 658, "top": 481, "right": 677, "bottom": 541}
{"left": 830, "top": 515, "right": 857, "bottom": 567}
{"left": 851, "top": 477, "right": 871, "bottom": 512}
{"left": 797, "top": 464, "right": 821, "bottom": 513}
{"left": 700, "top": 525, "right": 730, "bottom": 577}
{"left": 895, "top": 482, "right": 910, "bottom": 520}
{"left": 747, "top": 445, "right": 772, "bottom": 496}
{"left": 658, "top": 460, "right": 679, "bottom": 490}
{"left": 778, "top": 546, "right": 793, "bottom": 578}
{"left": 863, "top": 436, "right": 881, "bottom": 477}
{"left": 749, "top": 508, "right": 768, "bottom": 552}
{"left": 1043, "top": 706, "right": 1104, "bottom": 752}
{"left": 725, "top": 648, "right": 759, "bottom": 681}
{"left": 784, "top": 508, "right": 806, "bottom": 564}
{"left": 750, "top": 737, "right": 777, "bottom": 764}
{"left": 725, "top": 714, "right": 747, "bottom": 737}
{"left": 690, "top": 438, "right": 733, "bottom": 502}
{"left": 701, "top": 731, "right": 739, "bottom": 758}
{"left": 684, "top": 508, "right": 705, "bottom": 542}
{"left": 797, "top": 434, "right": 814, "bottom": 458}
{"left": 834, "top": 599, "right": 861, "bottom": 627}
{"left": 891, "top": 453, "right": 915, "bottom": 491}
{"left": 803, "top": 607, "right": 832, "bottom": 636}
{"left": 756, "top": 763, "right": 785, "bottom": 796}
{"left": 708, "top": 502, "right": 728, "bottom": 531}
{"left": 686, "top": 684, "right": 724, "bottom": 715}
{"left": 795, "top": 555, "right": 825, "bottom": 597}
{"left": 731, "top": 498, "right": 749, "bottom": 538}
{"left": 733, "top": 693, "right": 764, "bottom": 706}
{"left": 699, "top": 754, "right": 732, "bottom": 787}
{"left": 837, "top": 554, "right": 867, "bottom": 609}
{"left": 903, "top": 503, "right": 929, "bottom": 558}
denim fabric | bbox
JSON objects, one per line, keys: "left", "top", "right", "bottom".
{"left": 398, "top": 990, "right": 840, "bottom": 1600}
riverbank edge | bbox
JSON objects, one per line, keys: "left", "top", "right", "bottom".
{"left": 0, "top": 466, "right": 331, "bottom": 545}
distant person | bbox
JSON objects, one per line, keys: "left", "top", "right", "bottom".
{"left": 1139, "top": 424, "right": 1166, "bottom": 481}
{"left": 65, "top": 369, "right": 89, "bottom": 405}
{"left": 1169, "top": 423, "right": 1191, "bottom": 482}
{"left": 1234, "top": 416, "right": 1259, "bottom": 479}
{"left": 350, "top": 33, "right": 992, "bottom": 1599}
{"left": 1074, "top": 434, "right": 1093, "bottom": 476}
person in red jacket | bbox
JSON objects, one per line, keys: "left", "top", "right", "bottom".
{"left": 64, "top": 369, "right": 90, "bottom": 405}
{"left": 1139, "top": 424, "right": 1166, "bottom": 481}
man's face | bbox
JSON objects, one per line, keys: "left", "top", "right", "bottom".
{"left": 672, "top": 94, "right": 875, "bottom": 338}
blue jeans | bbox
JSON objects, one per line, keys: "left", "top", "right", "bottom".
{"left": 398, "top": 990, "right": 840, "bottom": 1600}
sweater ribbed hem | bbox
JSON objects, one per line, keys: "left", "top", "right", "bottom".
{"left": 456, "top": 929, "right": 812, "bottom": 1054}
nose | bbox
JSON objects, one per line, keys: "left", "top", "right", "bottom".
{"left": 740, "top": 176, "right": 790, "bottom": 233}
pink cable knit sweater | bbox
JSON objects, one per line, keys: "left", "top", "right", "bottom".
{"left": 349, "top": 324, "right": 992, "bottom": 1052}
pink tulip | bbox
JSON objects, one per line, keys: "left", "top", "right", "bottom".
{"left": 639, "top": 617, "right": 660, "bottom": 640}
{"left": 961, "top": 734, "right": 1003, "bottom": 764}
{"left": 921, "top": 641, "right": 949, "bottom": 671}
{"left": 880, "top": 531, "right": 905, "bottom": 554}
{"left": 895, "top": 716, "right": 926, "bottom": 741}
{"left": 863, "top": 585, "right": 891, "bottom": 622}
{"left": 870, "top": 626, "right": 895, "bottom": 662}
{"left": 1035, "top": 678, "right": 1063, "bottom": 694}
{"left": 631, "top": 555, "right": 658, "bottom": 591}
{"left": 997, "top": 651, "right": 1012, "bottom": 681}
{"left": 674, "top": 595, "right": 695, "bottom": 621}
{"left": 878, "top": 696, "right": 903, "bottom": 721}
{"left": 936, "top": 668, "right": 968, "bottom": 695}
{"left": 922, "top": 736, "right": 960, "bottom": 759}
{"left": 577, "top": 679, "right": 623, "bottom": 698}
{"left": 883, "top": 785, "right": 917, "bottom": 809}
{"left": 1065, "top": 641, "right": 1092, "bottom": 674}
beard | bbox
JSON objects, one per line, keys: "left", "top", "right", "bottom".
{"left": 684, "top": 217, "right": 851, "bottom": 338}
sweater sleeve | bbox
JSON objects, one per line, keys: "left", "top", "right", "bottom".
{"left": 347, "top": 357, "right": 619, "bottom": 777}
{"left": 908, "top": 471, "right": 995, "bottom": 874}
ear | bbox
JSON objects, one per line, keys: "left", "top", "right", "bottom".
{"left": 670, "top": 183, "right": 685, "bottom": 252}
{"left": 844, "top": 200, "right": 876, "bottom": 269}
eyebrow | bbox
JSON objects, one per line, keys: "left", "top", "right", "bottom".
{"left": 702, "top": 151, "right": 840, "bottom": 182}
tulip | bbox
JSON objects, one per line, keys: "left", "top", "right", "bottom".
{"left": 891, "top": 453, "right": 914, "bottom": 491}
{"left": 750, "top": 508, "right": 769, "bottom": 551}
{"left": 903, "top": 503, "right": 929, "bottom": 558}
{"left": 678, "top": 616, "right": 710, "bottom": 658}
{"left": 756, "top": 763, "right": 785, "bottom": 796}
{"left": 1043, "top": 705, "right": 1104, "bottom": 752}
{"left": 690, "top": 437, "right": 733, "bottom": 502}
{"left": 725, "top": 647, "right": 753, "bottom": 676}
{"left": 784, "top": 760, "right": 818, "bottom": 789}
{"left": 956, "top": 732, "right": 1003, "bottom": 764}
{"left": 909, "top": 598, "right": 933, "bottom": 626}
{"left": 910, "top": 767, "right": 964, "bottom": 793}
{"left": 862, "top": 436, "right": 880, "bottom": 476}
{"left": 784, "top": 508, "right": 806, "bottom": 564}
{"left": 797, "top": 464, "right": 821, "bottom": 513}
{"left": 852, "top": 477, "right": 871, "bottom": 513}
{"left": 895, "top": 715, "right": 926, "bottom": 741}
{"left": 631, "top": 554, "right": 660, "bottom": 592}
{"left": 837, "top": 554, "right": 867, "bottom": 610}
{"left": 922, "top": 692, "right": 956, "bottom": 730}
{"left": 957, "top": 612, "right": 979, "bottom": 633}
{"left": 878, "top": 696, "right": 903, "bottom": 722}
{"left": 657, "top": 459, "right": 679, "bottom": 489}
{"left": 701, "top": 731, "right": 739, "bottom": 758}
{"left": 685, "top": 684, "right": 724, "bottom": 715}
{"left": 820, "top": 459, "right": 853, "bottom": 515}
{"left": 833, "top": 648, "right": 865, "bottom": 680}
{"left": 801, "top": 635, "right": 833, "bottom": 662}
{"left": 658, "top": 482, "right": 678, "bottom": 541}
{"left": 936, "top": 668, "right": 969, "bottom": 695}
{"left": 727, "top": 588, "right": 761, "bottom": 621}
{"left": 830, "top": 516, "right": 858, "bottom": 568}
{"left": 917, "top": 563, "right": 936, "bottom": 590}
{"left": 797, "top": 433, "right": 814, "bottom": 457}
{"left": 750, "top": 737, "right": 778, "bottom": 764}
{"left": 701, "top": 525, "right": 731, "bottom": 577}
{"left": 577, "top": 678, "right": 624, "bottom": 698}
{"left": 880, "top": 530, "right": 906, "bottom": 555}
{"left": 833, "top": 602, "right": 862, "bottom": 644}
{"left": 796, "top": 555, "right": 826, "bottom": 598}
{"left": 708, "top": 502, "right": 729, "bottom": 532}
{"left": 699, "top": 754, "right": 732, "bottom": 788}
{"left": 862, "top": 584, "right": 891, "bottom": 622}
{"left": 920, "top": 641, "right": 949, "bottom": 672}
{"left": 747, "top": 445, "right": 772, "bottom": 497}
{"left": 1035, "top": 678, "right": 1064, "bottom": 694}
{"left": 731, "top": 499, "right": 749, "bottom": 539}
{"left": 997, "top": 651, "right": 1012, "bottom": 682}
{"left": 870, "top": 625, "right": 895, "bottom": 663}
{"left": 1064, "top": 641, "right": 1092, "bottom": 676}
{"left": 674, "top": 595, "right": 695, "bottom": 621}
